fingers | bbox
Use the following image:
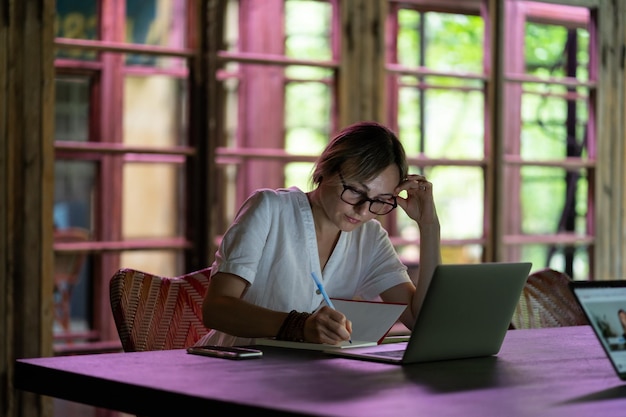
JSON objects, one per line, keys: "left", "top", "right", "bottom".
{"left": 324, "top": 308, "right": 352, "bottom": 342}
{"left": 307, "top": 306, "right": 352, "bottom": 344}
{"left": 345, "top": 317, "right": 353, "bottom": 334}
{"left": 396, "top": 174, "right": 431, "bottom": 194}
{"left": 394, "top": 174, "right": 438, "bottom": 224}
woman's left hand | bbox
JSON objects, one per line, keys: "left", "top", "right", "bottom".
{"left": 395, "top": 174, "right": 439, "bottom": 226}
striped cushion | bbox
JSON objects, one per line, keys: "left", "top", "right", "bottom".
{"left": 109, "top": 268, "right": 211, "bottom": 352}
{"left": 511, "top": 268, "right": 588, "bottom": 329}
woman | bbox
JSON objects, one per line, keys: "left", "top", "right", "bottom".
{"left": 197, "top": 121, "right": 441, "bottom": 347}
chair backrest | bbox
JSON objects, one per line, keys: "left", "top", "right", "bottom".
{"left": 511, "top": 268, "right": 588, "bottom": 329}
{"left": 109, "top": 268, "right": 211, "bottom": 352}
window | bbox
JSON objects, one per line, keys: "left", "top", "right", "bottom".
{"left": 53, "top": 0, "right": 197, "bottom": 353}
{"left": 502, "top": 2, "right": 594, "bottom": 279}
{"left": 215, "top": 0, "right": 339, "bottom": 232}
{"left": 212, "top": 0, "right": 598, "bottom": 281}
{"left": 383, "top": 0, "right": 595, "bottom": 279}
{"left": 385, "top": 2, "right": 487, "bottom": 267}
{"left": 51, "top": 0, "right": 602, "bottom": 354}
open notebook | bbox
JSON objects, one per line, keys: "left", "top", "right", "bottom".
{"left": 325, "top": 262, "right": 532, "bottom": 364}
{"left": 255, "top": 298, "right": 407, "bottom": 350}
{"left": 570, "top": 280, "right": 626, "bottom": 380}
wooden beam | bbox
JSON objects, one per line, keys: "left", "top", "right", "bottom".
{"left": 595, "top": 2, "right": 626, "bottom": 279}
{"left": 2, "top": 1, "right": 55, "bottom": 417}
{"left": 338, "top": 0, "right": 387, "bottom": 126}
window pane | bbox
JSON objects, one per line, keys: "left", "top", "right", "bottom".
{"left": 285, "top": 126, "right": 328, "bottom": 155}
{"left": 285, "top": 0, "right": 333, "bottom": 61}
{"left": 397, "top": 83, "right": 484, "bottom": 158}
{"left": 54, "top": 160, "right": 96, "bottom": 233}
{"left": 525, "top": 21, "right": 589, "bottom": 81}
{"left": 426, "top": 166, "right": 484, "bottom": 240}
{"left": 125, "top": 0, "right": 188, "bottom": 67}
{"left": 53, "top": 160, "right": 96, "bottom": 336}
{"left": 126, "top": 0, "right": 187, "bottom": 47}
{"left": 520, "top": 244, "right": 589, "bottom": 280}
{"left": 424, "top": 13, "right": 483, "bottom": 72}
{"left": 520, "top": 166, "right": 588, "bottom": 235}
{"left": 285, "top": 162, "right": 315, "bottom": 192}
{"left": 521, "top": 93, "right": 588, "bottom": 160}
{"left": 55, "top": 0, "right": 99, "bottom": 60}
{"left": 285, "top": 82, "right": 332, "bottom": 132}
{"left": 399, "top": 243, "right": 483, "bottom": 265}
{"left": 124, "top": 75, "right": 187, "bottom": 147}
{"left": 397, "top": 87, "right": 422, "bottom": 153}
{"left": 122, "top": 162, "right": 183, "bottom": 239}
{"left": 285, "top": 65, "right": 334, "bottom": 80}
{"left": 397, "top": 9, "right": 421, "bottom": 66}
{"left": 576, "top": 29, "right": 590, "bottom": 81}
{"left": 525, "top": 23, "right": 568, "bottom": 78}
{"left": 442, "top": 244, "right": 483, "bottom": 264}
{"left": 396, "top": 10, "right": 484, "bottom": 73}
{"left": 424, "top": 89, "right": 484, "bottom": 159}
{"left": 55, "top": 76, "right": 90, "bottom": 142}
{"left": 223, "top": 0, "right": 240, "bottom": 52}
{"left": 120, "top": 250, "right": 183, "bottom": 278}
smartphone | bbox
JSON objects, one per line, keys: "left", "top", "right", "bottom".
{"left": 186, "top": 345, "right": 263, "bottom": 360}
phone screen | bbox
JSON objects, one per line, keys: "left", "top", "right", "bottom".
{"left": 186, "top": 345, "right": 263, "bottom": 360}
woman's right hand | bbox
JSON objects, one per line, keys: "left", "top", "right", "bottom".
{"left": 304, "top": 305, "right": 352, "bottom": 344}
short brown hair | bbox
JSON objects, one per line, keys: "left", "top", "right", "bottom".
{"left": 311, "top": 121, "right": 408, "bottom": 187}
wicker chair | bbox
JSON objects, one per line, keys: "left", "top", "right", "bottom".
{"left": 109, "top": 267, "right": 211, "bottom": 352}
{"left": 510, "top": 268, "right": 588, "bottom": 329}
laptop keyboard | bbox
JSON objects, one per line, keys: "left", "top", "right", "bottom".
{"left": 371, "top": 349, "right": 405, "bottom": 358}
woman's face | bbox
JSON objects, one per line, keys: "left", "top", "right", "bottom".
{"left": 318, "top": 164, "right": 400, "bottom": 232}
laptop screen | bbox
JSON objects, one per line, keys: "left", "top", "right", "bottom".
{"left": 571, "top": 282, "right": 626, "bottom": 377}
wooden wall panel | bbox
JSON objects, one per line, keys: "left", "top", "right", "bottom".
{"left": 1, "top": 1, "right": 55, "bottom": 417}
{"left": 595, "top": 1, "right": 625, "bottom": 279}
{"left": 0, "top": 0, "right": 10, "bottom": 413}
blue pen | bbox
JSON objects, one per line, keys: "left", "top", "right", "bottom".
{"left": 310, "top": 272, "right": 352, "bottom": 343}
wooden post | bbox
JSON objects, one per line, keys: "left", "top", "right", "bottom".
{"left": 595, "top": 1, "right": 626, "bottom": 279}
{"left": 338, "top": 0, "right": 387, "bottom": 127}
{"left": 1, "top": 1, "right": 55, "bottom": 417}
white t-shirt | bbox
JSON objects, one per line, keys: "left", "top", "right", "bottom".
{"left": 195, "top": 187, "right": 410, "bottom": 347}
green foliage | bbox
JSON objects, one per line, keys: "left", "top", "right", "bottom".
{"left": 425, "top": 13, "right": 484, "bottom": 72}
{"left": 525, "top": 23, "right": 589, "bottom": 80}
{"left": 286, "top": 0, "right": 332, "bottom": 60}
{"left": 397, "top": 10, "right": 484, "bottom": 73}
{"left": 525, "top": 23, "right": 567, "bottom": 76}
{"left": 520, "top": 244, "right": 589, "bottom": 279}
{"left": 285, "top": 82, "right": 331, "bottom": 132}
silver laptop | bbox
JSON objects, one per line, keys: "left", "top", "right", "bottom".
{"left": 569, "top": 280, "right": 626, "bottom": 380}
{"left": 325, "top": 262, "right": 532, "bottom": 365}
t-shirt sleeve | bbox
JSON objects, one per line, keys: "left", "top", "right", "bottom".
{"left": 212, "top": 190, "right": 274, "bottom": 284}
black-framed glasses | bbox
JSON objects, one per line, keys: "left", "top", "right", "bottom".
{"left": 338, "top": 173, "right": 397, "bottom": 215}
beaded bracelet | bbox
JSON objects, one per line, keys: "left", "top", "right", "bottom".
{"left": 276, "top": 310, "right": 311, "bottom": 342}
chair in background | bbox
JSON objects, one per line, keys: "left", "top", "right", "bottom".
{"left": 54, "top": 227, "right": 90, "bottom": 334}
{"left": 510, "top": 268, "right": 589, "bottom": 329}
{"left": 109, "top": 267, "right": 211, "bottom": 352}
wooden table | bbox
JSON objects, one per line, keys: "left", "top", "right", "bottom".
{"left": 15, "top": 326, "right": 626, "bottom": 417}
